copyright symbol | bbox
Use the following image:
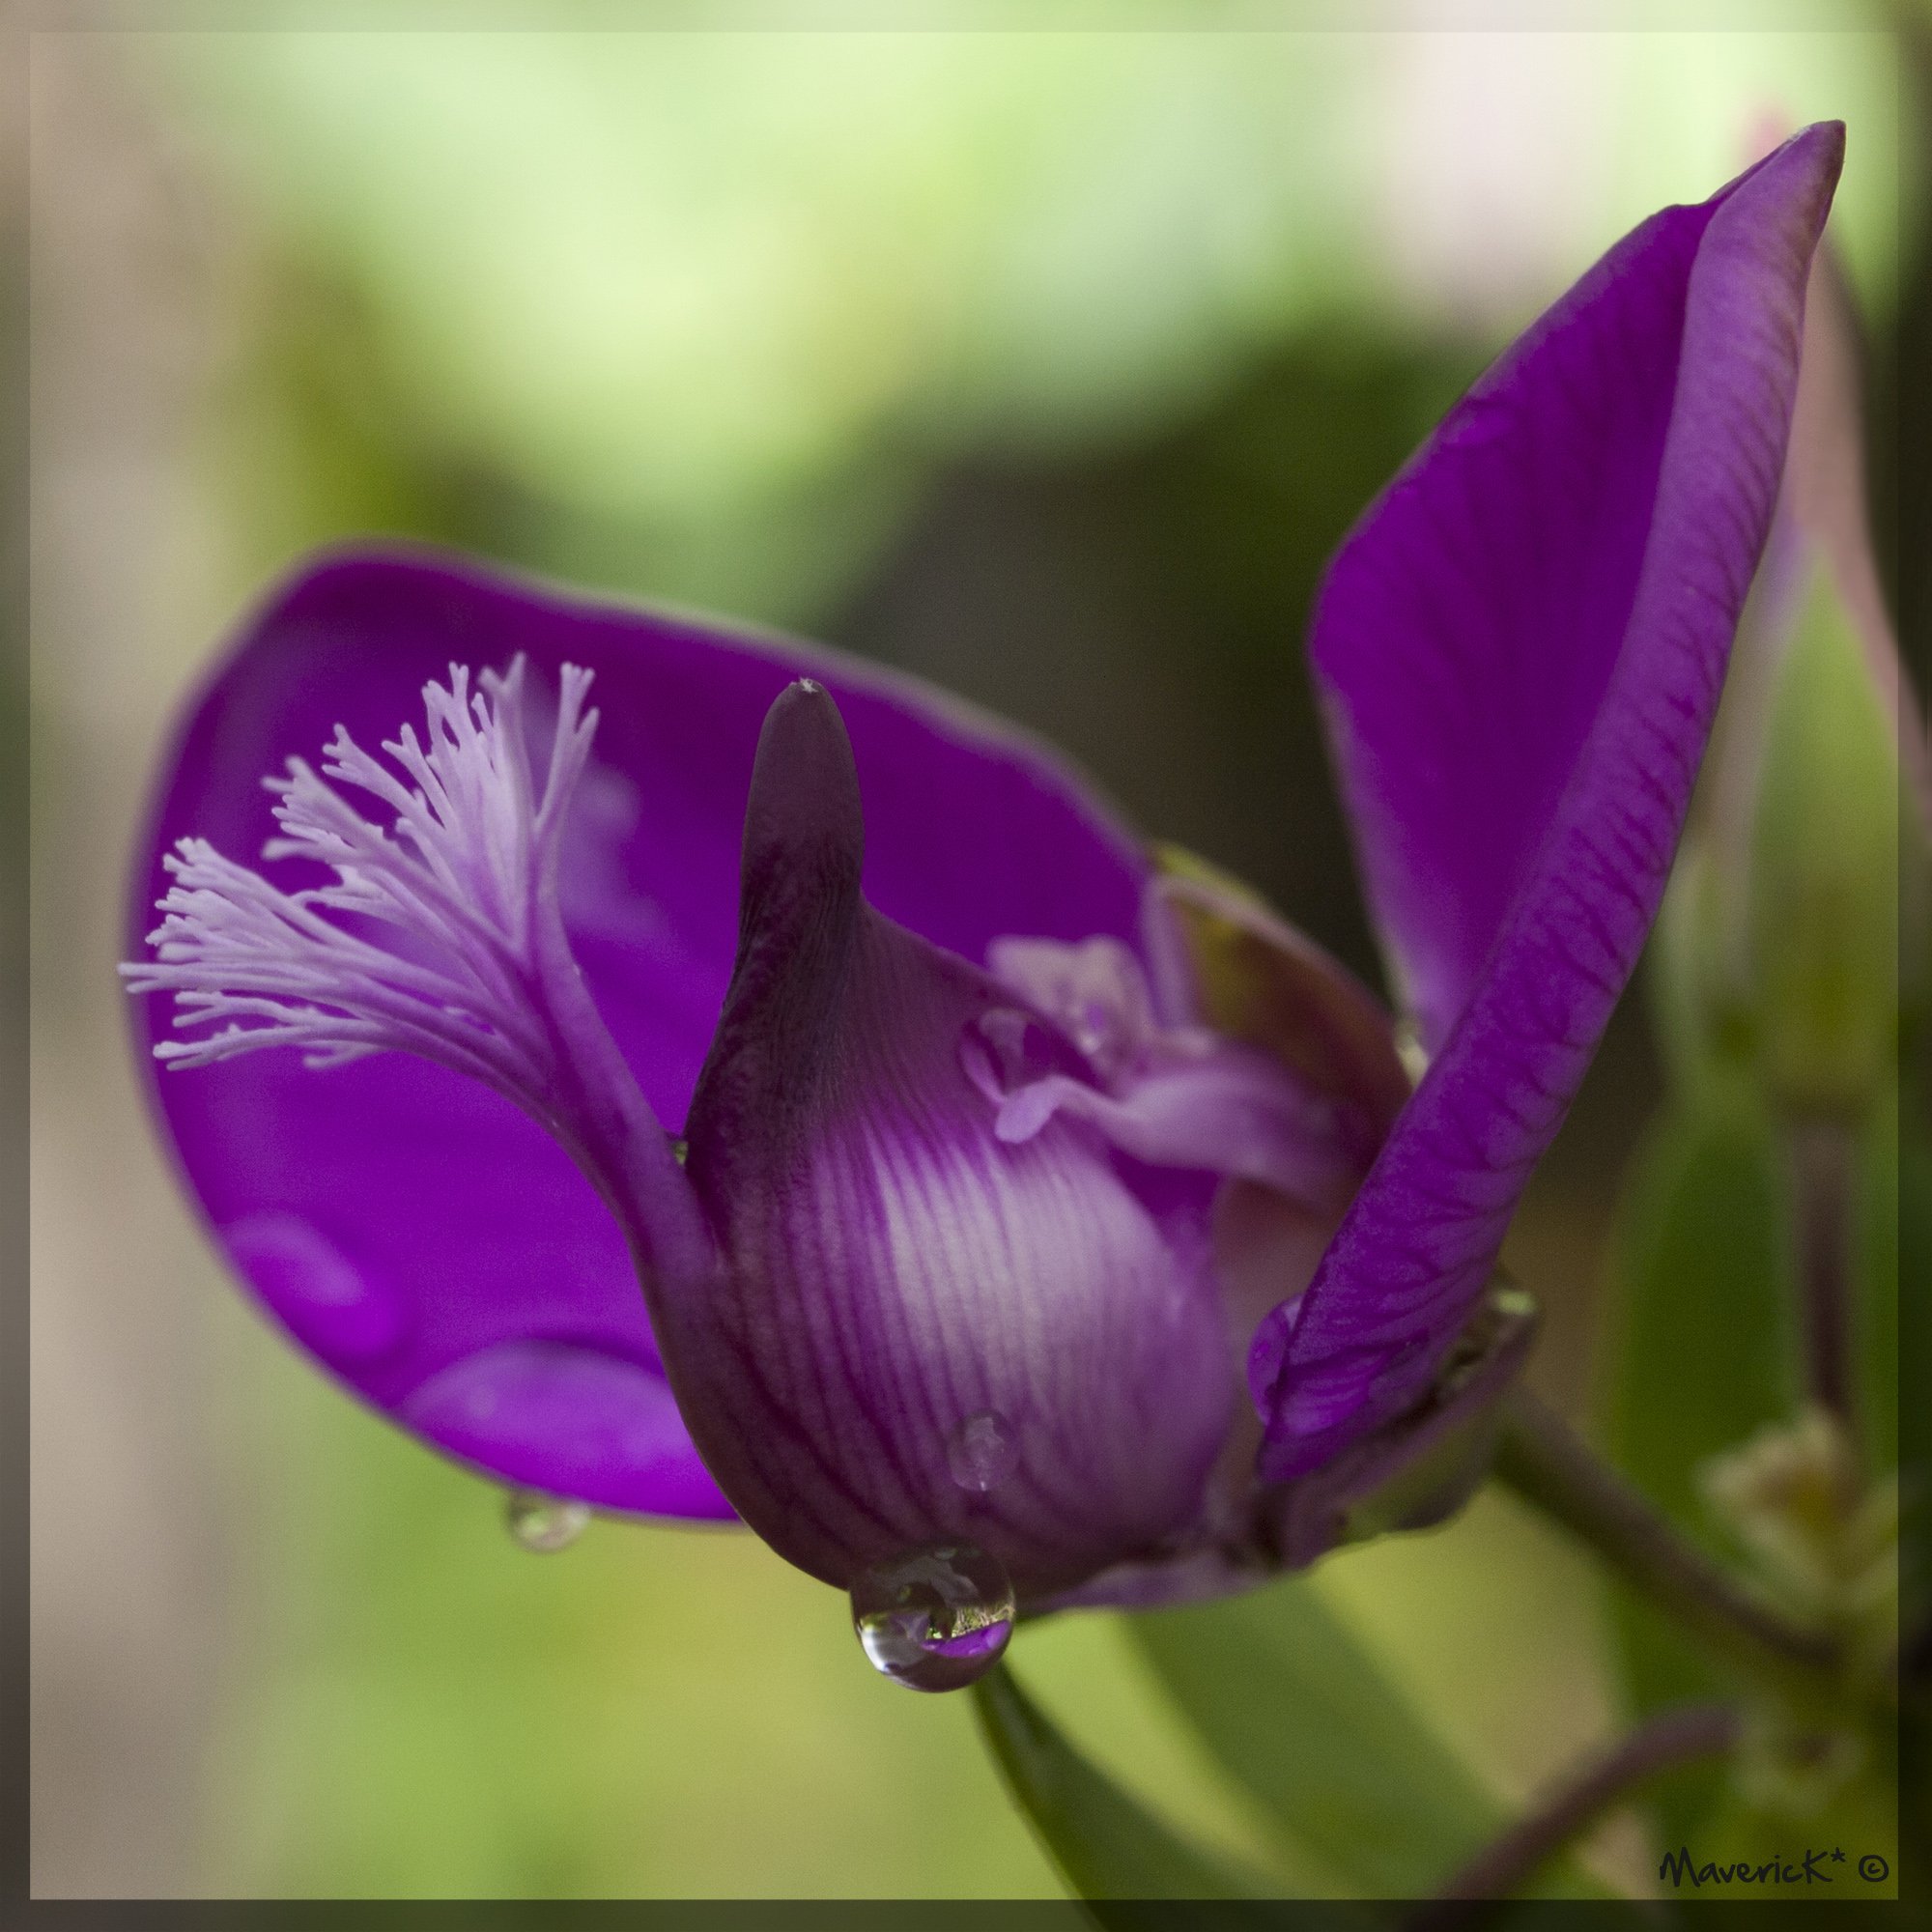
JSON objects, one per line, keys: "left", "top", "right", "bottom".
{"left": 1859, "top": 1855, "right": 1889, "bottom": 1883}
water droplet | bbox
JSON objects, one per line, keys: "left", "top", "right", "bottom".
{"left": 505, "top": 1489, "right": 589, "bottom": 1553}
{"left": 1394, "top": 1017, "right": 1430, "bottom": 1085}
{"left": 849, "top": 1542, "right": 1014, "bottom": 1691}
{"left": 1072, "top": 998, "right": 1120, "bottom": 1066}
{"left": 946, "top": 1410, "right": 1018, "bottom": 1493}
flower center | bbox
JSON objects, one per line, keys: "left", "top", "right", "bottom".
{"left": 975, "top": 930, "right": 1359, "bottom": 1213}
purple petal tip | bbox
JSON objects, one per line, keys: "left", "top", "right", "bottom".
{"left": 1259, "top": 124, "right": 1842, "bottom": 1478}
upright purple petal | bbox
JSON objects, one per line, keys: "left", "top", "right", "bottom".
{"left": 131, "top": 554, "right": 1149, "bottom": 1517}
{"left": 1256, "top": 125, "right": 1843, "bottom": 1478}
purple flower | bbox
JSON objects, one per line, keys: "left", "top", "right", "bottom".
{"left": 124, "top": 127, "right": 1840, "bottom": 1684}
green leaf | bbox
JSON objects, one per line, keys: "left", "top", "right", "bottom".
{"left": 1598, "top": 1084, "right": 1800, "bottom": 1839}
{"left": 1130, "top": 1577, "right": 1559, "bottom": 1898}
{"left": 971, "top": 1662, "right": 1282, "bottom": 1901}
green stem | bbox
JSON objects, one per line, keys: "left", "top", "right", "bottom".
{"left": 1493, "top": 1390, "right": 1843, "bottom": 1713}
{"left": 1788, "top": 1115, "right": 1860, "bottom": 1455}
{"left": 1414, "top": 1701, "right": 1743, "bottom": 1924}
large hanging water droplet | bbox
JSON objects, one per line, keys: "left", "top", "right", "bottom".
{"left": 505, "top": 1489, "right": 589, "bottom": 1553}
{"left": 947, "top": 1410, "right": 1018, "bottom": 1493}
{"left": 849, "top": 1542, "right": 1014, "bottom": 1691}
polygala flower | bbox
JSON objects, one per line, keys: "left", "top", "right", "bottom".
{"left": 125, "top": 127, "right": 1841, "bottom": 1689}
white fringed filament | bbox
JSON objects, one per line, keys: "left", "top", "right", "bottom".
{"left": 123, "top": 658, "right": 598, "bottom": 1114}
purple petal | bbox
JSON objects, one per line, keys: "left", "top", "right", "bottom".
{"left": 1257, "top": 125, "right": 1843, "bottom": 1479}
{"left": 400, "top": 1339, "right": 730, "bottom": 1519}
{"left": 668, "top": 684, "right": 1234, "bottom": 1602}
{"left": 1263, "top": 1284, "right": 1539, "bottom": 1567}
{"left": 132, "top": 553, "right": 1148, "bottom": 1517}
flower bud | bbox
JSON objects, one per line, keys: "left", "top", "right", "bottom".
{"left": 663, "top": 682, "right": 1241, "bottom": 1608}
{"left": 1746, "top": 568, "right": 1915, "bottom": 1115}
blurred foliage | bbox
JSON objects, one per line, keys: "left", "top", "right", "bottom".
{"left": 146, "top": 24, "right": 1906, "bottom": 628}
{"left": 57, "top": 16, "right": 1915, "bottom": 1903}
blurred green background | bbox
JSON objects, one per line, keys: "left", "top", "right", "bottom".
{"left": 25, "top": 15, "right": 1918, "bottom": 1900}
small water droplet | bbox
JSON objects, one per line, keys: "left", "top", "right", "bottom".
{"left": 505, "top": 1489, "right": 589, "bottom": 1553}
{"left": 1072, "top": 998, "right": 1119, "bottom": 1066}
{"left": 1394, "top": 1017, "right": 1430, "bottom": 1085}
{"left": 849, "top": 1542, "right": 1014, "bottom": 1691}
{"left": 947, "top": 1410, "right": 1018, "bottom": 1493}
